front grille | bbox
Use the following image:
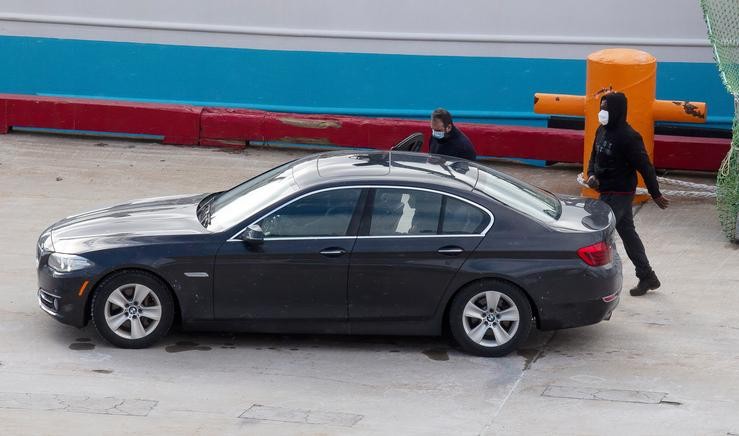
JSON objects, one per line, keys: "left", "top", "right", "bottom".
{"left": 38, "top": 289, "right": 60, "bottom": 314}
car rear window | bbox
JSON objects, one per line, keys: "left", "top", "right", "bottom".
{"left": 474, "top": 165, "right": 561, "bottom": 222}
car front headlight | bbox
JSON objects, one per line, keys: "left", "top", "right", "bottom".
{"left": 48, "top": 253, "right": 94, "bottom": 273}
{"left": 36, "top": 231, "right": 55, "bottom": 266}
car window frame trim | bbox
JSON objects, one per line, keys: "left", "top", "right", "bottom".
{"left": 227, "top": 185, "right": 494, "bottom": 242}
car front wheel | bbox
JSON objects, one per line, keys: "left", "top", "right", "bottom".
{"left": 91, "top": 271, "right": 174, "bottom": 348}
{"left": 449, "top": 280, "right": 533, "bottom": 357}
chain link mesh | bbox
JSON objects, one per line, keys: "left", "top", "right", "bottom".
{"left": 701, "top": 0, "right": 739, "bottom": 241}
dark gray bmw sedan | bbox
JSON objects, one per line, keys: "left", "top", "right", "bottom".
{"left": 36, "top": 151, "right": 621, "bottom": 357}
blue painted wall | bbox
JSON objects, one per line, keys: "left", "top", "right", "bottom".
{"left": 0, "top": 35, "right": 732, "bottom": 129}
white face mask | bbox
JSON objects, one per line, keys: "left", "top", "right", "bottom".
{"left": 432, "top": 129, "right": 446, "bottom": 139}
{"left": 598, "top": 110, "right": 609, "bottom": 126}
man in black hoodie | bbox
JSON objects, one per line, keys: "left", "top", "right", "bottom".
{"left": 429, "top": 108, "right": 477, "bottom": 160}
{"left": 586, "top": 92, "right": 670, "bottom": 296}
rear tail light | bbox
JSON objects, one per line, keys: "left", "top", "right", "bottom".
{"left": 602, "top": 293, "right": 619, "bottom": 303}
{"left": 577, "top": 241, "right": 612, "bottom": 267}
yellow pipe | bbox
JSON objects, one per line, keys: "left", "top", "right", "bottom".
{"left": 653, "top": 100, "right": 707, "bottom": 123}
{"left": 533, "top": 94, "right": 585, "bottom": 116}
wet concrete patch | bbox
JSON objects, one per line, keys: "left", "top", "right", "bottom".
{"left": 165, "top": 341, "right": 211, "bottom": 353}
{"left": 542, "top": 385, "right": 667, "bottom": 404}
{"left": 75, "top": 338, "right": 92, "bottom": 342}
{"left": 69, "top": 342, "right": 95, "bottom": 351}
{"left": 92, "top": 369, "right": 113, "bottom": 374}
{"left": 0, "top": 392, "right": 157, "bottom": 416}
{"left": 422, "top": 348, "right": 450, "bottom": 361}
{"left": 240, "top": 404, "right": 363, "bottom": 427}
{"left": 517, "top": 348, "right": 546, "bottom": 370}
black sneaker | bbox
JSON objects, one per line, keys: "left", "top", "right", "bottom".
{"left": 630, "top": 274, "right": 661, "bottom": 296}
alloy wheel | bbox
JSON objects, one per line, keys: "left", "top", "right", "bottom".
{"left": 461, "top": 291, "right": 520, "bottom": 347}
{"left": 103, "top": 283, "right": 162, "bottom": 340}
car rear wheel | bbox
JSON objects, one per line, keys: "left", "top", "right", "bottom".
{"left": 91, "top": 271, "right": 174, "bottom": 348}
{"left": 449, "top": 280, "right": 533, "bottom": 357}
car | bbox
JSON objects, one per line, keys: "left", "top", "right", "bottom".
{"left": 36, "top": 150, "right": 621, "bottom": 357}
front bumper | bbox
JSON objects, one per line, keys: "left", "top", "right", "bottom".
{"left": 37, "top": 265, "right": 93, "bottom": 328}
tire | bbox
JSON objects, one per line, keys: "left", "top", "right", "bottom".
{"left": 448, "top": 280, "right": 533, "bottom": 357}
{"left": 91, "top": 270, "right": 175, "bottom": 348}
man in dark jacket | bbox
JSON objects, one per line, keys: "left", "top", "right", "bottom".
{"left": 429, "top": 108, "right": 477, "bottom": 160}
{"left": 586, "top": 92, "right": 670, "bottom": 296}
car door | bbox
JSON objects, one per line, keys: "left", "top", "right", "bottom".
{"left": 214, "top": 187, "right": 366, "bottom": 322}
{"left": 348, "top": 187, "right": 492, "bottom": 323}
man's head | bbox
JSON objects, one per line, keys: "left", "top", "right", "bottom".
{"left": 431, "top": 108, "right": 453, "bottom": 139}
{"left": 599, "top": 92, "right": 628, "bottom": 129}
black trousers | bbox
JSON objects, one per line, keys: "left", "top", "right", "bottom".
{"left": 600, "top": 194, "right": 654, "bottom": 279}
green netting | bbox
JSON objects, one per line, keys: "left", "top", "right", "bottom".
{"left": 701, "top": 0, "right": 739, "bottom": 241}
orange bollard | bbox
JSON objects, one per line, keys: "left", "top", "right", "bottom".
{"left": 534, "top": 48, "right": 707, "bottom": 203}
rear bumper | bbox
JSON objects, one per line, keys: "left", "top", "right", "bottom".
{"left": 537, "top": 293, "right": 620, "bottom": 330}
{"left": 536, "top": 258, "right": 623, "bottom": 331}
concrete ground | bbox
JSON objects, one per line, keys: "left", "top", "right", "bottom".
{"left": 1, "top": 132, "right": 737, "bottom": 435}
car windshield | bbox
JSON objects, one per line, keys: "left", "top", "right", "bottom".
{"left": 473, "top": 164, "right": 561, "bottom": 222}
{"left": 203, "top": 163, "right": 299, "bottom": 232}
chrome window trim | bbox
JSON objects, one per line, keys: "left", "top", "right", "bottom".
{"left": 234, "top": 236, "right": 358, "bottom": 242}
{"left": 227, "top": 185, "right": 494, "bottom": 242}
{"left": 358, "top": 234, "right": 484, "bottom": 239}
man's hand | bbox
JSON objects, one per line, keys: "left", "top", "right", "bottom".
{"left": 586, "top": 175, "right": 599, "bottom": 189}
{"left": 653, "top": 195, "right": 670, "bottom": 209}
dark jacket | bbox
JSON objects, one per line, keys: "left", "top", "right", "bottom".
{"left": 429, "top": 125, "right": 477, "bottom": 161}
{"left": 587, "top": 93, "right": 661, "bottom": 198}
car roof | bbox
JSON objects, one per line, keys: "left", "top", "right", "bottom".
{"left": 290, "top": 151, "right": 480, "bottom": 191}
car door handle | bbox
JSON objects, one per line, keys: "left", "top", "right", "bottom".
{"left": 437, "top": 246, "right": 464, "bottom": 255}
{"left": 320, "top": 248, "right": 347, "bottom": 257}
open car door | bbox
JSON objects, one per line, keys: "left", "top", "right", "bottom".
{"left": 390, "top": 132, "right": 424, "bottom": 152}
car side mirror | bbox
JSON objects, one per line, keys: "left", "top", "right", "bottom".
{"left": 239, "top": 224, "right": 264, "bottom": 245}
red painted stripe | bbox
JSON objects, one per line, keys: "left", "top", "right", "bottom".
{"left": 0, "top": 94, "right": 201, "bottom": 145}
{"left": 0, "top": 94, "right": 729, "bottom": 171}
{"left": 200, "top": 107, "right": 585, "bottom": 162}
{"left": 653, "top": 134, "right": 730, "bottom": 172}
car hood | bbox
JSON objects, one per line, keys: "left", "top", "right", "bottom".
{"left": 50, "top": 193, "right": 209, "bottom": 253}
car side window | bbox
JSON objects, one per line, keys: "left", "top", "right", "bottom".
{"left": 257, "top": 189, "right": 361, "bottom": 237}
{"left": 442, "top": 197, "right": 488, "bottom": 234}
{"left": 369, "top": 189, "right": 442, "bottom": 236}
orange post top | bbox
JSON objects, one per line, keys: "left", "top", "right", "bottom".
{"left": 589, "top": 48, "right": 656, "bottom": 65}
